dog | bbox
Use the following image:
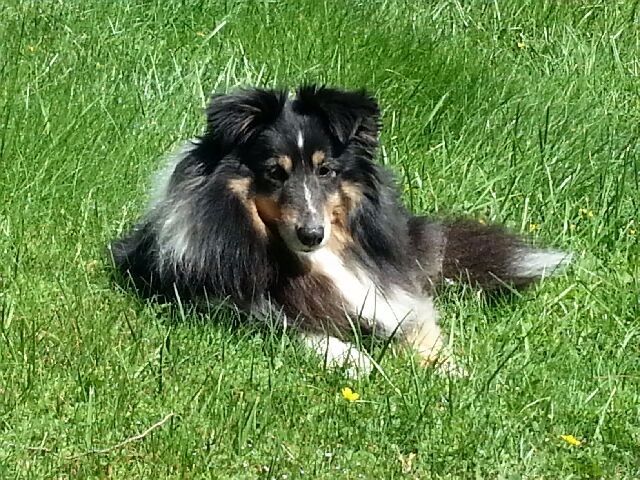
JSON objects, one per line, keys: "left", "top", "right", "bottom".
{"left": 110, "top": 85, "right": 571, "bottom": 377}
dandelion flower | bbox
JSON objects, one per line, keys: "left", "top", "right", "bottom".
{"left": 85, "top": 259, "right": 99, "bottom": 273}
{"left": 529, "top": 223, "right": 541, "bottom": 233}
{"left": 341, "top": 387, "right": 360, "bottom": 402}
{"left": 399, "top": 452, "right": 417, "bottom": 474}
{"left": 517, "top": 41, "right": 527, "bottom": 49}
{"left": 579, "top": 208, "right": 594, "bottom": 218}
{"left": 560, "top": 434, "right": 582, "bottom": 447}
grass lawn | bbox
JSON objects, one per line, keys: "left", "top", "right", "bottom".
{"left": 1, "top": 0, "right": 639, "bottom": 478}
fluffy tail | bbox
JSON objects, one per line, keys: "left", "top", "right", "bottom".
{"left": 408, "top": 217, "right": 572, "bottom": 290}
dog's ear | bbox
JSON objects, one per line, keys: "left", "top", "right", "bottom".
{"left": 206, "top": 88, "right": 287, "bottom": 148}
{"left": 295, "top": 85, "right": 380, "bottom": 148}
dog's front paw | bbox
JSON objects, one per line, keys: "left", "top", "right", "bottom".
{"left": 323, "top": 339, "right": 373, "bottom": 379}
{"left": 341, "top": 349, "right": 373, "bottom": 379}
{"left": 302, "top": 333, "right": 373, "bottom": 379}
{"left": 415, "top": 346, "right": 468, "bottom": 378}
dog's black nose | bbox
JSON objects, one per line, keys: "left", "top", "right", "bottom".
{"left": 296, "top": 225, "right": 325, "bottom": 248}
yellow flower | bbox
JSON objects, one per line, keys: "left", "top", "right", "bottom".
{"left": 341, "top": 387, "right": 360, "bottom": 402}
{"left": 560, "top": 434, "right": 582, "bottom": 447}
{"left": 196, "top": 31, "right": 206, "bottom": 37}
{"left": 26, "top": 45, "right": 37, "bottom": 53}
{"left": 478, "top": 218, "right": 486, "bottom": 225}
{"left": 517, "top": 41, "right": 527, "bottom": 49}
{"left": 579, "top": 208, "right": 594, "bottom": 218}
{"left": 529, "top": 223, "right": 541, "bottom": 232}
{"left": 399, "top": 452, "right": 417, "bottom": 474}
{"left": 85, "top": 259, "right": 99, "bottom": 273}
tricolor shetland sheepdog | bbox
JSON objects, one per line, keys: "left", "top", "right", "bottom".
{"left": 110, "top": 85, "right": 571, "bottom": 377}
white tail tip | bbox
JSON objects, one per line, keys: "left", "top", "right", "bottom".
{"left": 513, "top": 249, "right": 573, "bottom": 279}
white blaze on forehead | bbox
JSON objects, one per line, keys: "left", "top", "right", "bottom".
{"left": 303, "top": 179, "right": 317, "bottom": 215}
{"left": 297, "top": 130, "right": 304, "bottom": 150}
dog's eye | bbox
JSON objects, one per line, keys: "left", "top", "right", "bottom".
{"left": 317, "top": 165, "right": 336, "bottom": 178}
{"left": 265, "top": 165, "right": 288, "bottom": 182}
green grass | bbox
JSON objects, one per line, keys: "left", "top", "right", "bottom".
{"left": 1, "top": 0, "right": 639, "bottom": 478}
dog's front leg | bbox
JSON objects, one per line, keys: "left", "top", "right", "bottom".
{"left": 301, "top": 332, "right": 373, "bottom": 379}
{"left": 401, "top": 304, "right": 467, "bottom": 377}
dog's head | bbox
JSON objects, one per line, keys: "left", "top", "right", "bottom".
{"left": 205, "top": 85, "right": 381, "bottom": 253}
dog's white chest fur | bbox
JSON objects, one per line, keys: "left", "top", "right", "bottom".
{"left": 304, "top": 248, "right": 435, "bottom": 335}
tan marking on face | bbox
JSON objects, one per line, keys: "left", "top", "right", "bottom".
{"left": 311, "top": 150, "right": 326, "bottom": 167}
{"left": 340, "top": 181, "right": 363, "bottom": 208}
{"left": 279, "top": 205, "right": 299, "bottom": 227}
{"left": 324, "top": 192, "right": 351, "bottom": 252}
{"left": 277, "top": 155, "right": 293, "bottom": 173}
{"left": 323, "top": 180, "right": 364, "bottom": 252}
{"left": 255, "top": 194, "right": 282, "bottom": 225}
{"left": 256, "top": 196, "right": 301, "bottom": 248}
{"left": 325, "top": 192, "right": 347, "bottom": 227}
{"left": 227, "top": 178, "right": 250, "bottom": 197}
{"left": 227, "top": 178, "right": 268, "bottom": 237}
